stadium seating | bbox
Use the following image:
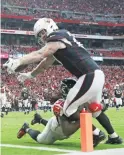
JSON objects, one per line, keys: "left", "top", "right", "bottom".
{"left": 1, "top": 64, "right": 124, "bottom": 99}
{"left": 2, "top": 0, "right": 124, "bottom": 18}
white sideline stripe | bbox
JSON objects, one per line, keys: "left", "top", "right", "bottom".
{"left": 1, "top": 144, "right": 81, "bottom": 153}
{"left": 58, "top": 148, "right": 124, "bottom": 155}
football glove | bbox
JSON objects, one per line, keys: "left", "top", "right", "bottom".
{"left": 53, "top": 99, "right": 65, "bottom": 116}
{"left": 3, "top": 58, "right": 21, "bottom": 74}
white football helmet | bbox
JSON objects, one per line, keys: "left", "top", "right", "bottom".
{"left": 33, "top": 18, "right": 58, "bottom": 43}
{"left": 116, "top": 84, "right": 119, "bottom": 89}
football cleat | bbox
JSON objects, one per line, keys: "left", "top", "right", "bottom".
{"left": 31, "top": 113, "right": 42, "bottom": 125}
{"left": 93, "top": 131, "right": 106, "bottom": 147}
{"left": 105, "top": 136, "right": 123, "bottom": 144}
{"left": 17, "top": 123, "right": 29, "bottom": 139}
{"left": 1, "top": 113, "right": 4, "bottom": 118}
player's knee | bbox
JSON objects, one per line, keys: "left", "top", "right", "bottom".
{"left": 37, "top": 135, "right": 54, "bottom": 145}
{"left": 88, "top": 102, "right": 103, "bottom": 118}
{"left": 92, "top": 110, "right": 102, "bottom": 118}
{"left": 88, "top": 102, "right": 103, "bottom": 113}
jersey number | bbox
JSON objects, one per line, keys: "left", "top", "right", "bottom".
{"left": 67, "top": 32, "right": 84, "bottom": 48}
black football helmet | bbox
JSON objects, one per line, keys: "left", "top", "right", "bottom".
{"left": 22, "top": 87, "right": 28, "bottom": 93}
{"left": 61, "top": 78, "right": 77, "bottom": 99}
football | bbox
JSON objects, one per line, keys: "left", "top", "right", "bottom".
{"left": 15, "top": 64, "right": 28, "bottom": 72}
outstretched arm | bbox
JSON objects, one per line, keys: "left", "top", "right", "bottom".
{"left": 17, "top": 56, "right": 55, "bottom": 82}
{"left": 3, "top": 41, "right": 66, "bottom": 74}
{"left": 31, "top": 56, "right": 55, "bottom": 77}
{"left": 57, "top": 115, "right": 80, "bottom": 137}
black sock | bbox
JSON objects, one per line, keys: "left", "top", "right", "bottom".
{"left": 96, "top": 112, "right": 114, "bottom": 134}
{"left": 40, "top": 119, "right": 48, "bottom": 126}
{"left": 27, "top": 129, "right": 40, "bottom": 141}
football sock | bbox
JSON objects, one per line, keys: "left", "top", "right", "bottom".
{"left": 96, "top": 112, "right": 115, "bottom": 135}
{"left": 93, "top": 128, "right": 100, "bottom": 135}
{"left": 109, "top": 132, "right": 118, "bottom": 138}
{"left": 40, "top": 119, "right": 48, "bottom": 126}
{"left": 27, "top": 129, "right": 40, "bottom": 141}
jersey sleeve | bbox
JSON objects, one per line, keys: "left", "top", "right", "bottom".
{"left": 46, "top": 34, "right": 64, "bottom": 42}
{"left": 46, "top": 30, "right": 71, "bottom": 46}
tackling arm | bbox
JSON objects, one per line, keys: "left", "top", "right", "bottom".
{"left": 57, "top": 115, "right": 80, "bottom": 137}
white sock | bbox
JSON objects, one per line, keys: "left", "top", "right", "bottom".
{"left": 26, "top": 128, "right": 30, "bottom": 133}
{"left": 109, "top": 132, "right": 118, "bottom": 138}
{"left": 93, "top": 128, "right": 100, "bottom": 135}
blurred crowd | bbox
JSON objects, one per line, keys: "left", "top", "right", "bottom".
{"left": 1, "top": 64, "right": 124, "bottom": 100}
{"left": 1, "top": 45, "right": 124, "bottom": 57}
{"left": 2, "top": 0, "right": 124, "bottom": 20}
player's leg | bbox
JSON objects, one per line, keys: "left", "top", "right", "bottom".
{"left": 17, "top": 118, "right": 56, "bottom": 144}
{"left": 66, "top": 109, "right": 106, "bottom": 147}
{"left": 63, "top": 69, "right": 122, "bottom": 144}
{"left": 36, "top": 118, "right": 57, "bottom": 144}
{"left": 92, "top": 124, "right": 106, "bottom": 147}
{"left": 104, "top": 99, "right": 109, "bottom": 110}
{"left": 27, "top": 101, "right": 30, "bottom": 114}
{"left": 17, "top": 122, "right": 40, "bottom": 141}
{"left": 115, "top": 98, "right": 119, "bottom": 110}
{"left": 24, "top": 99, "right": 28, "bottom": 114}
{"left": 0, "top": 99, "right": 4, "bottom": 117}
{"left": 63, "top": 70, "right": 105, "bottom": 117}
{"left": 89, "top": 90, "right": 123, "bottom": 144}
{"left": 31, "top": 113, "right": 48, "bottom": 126}
{"left": 120, "top": 98, "right": 123, "bottom": 107}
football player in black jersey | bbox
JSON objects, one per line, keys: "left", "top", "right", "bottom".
{"left": 102, "top": 88, "right": 110, "bottom": 110}
{"left": 21, "top": 87, "right": 30, "bottom": 114}
{"left": 114, "top": 84, "right": 123, "bottom": 110}
{"left": 4, "top": 18, "right": 122, "bottom": 144}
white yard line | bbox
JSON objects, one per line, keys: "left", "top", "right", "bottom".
{"left": 1, "top": 144, "right": 81, "bottom": 153}
{"left": 1, "top": 143, "right": 124, "bottom": 155}
{"left": 57, "top": 148, "right": 124, "bottom": 155}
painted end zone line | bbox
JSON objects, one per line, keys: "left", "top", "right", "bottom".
{"left": 58, "top": 148, "right": 124, "bottom": 155}
{"left": 1, "top": 144, "right": 81, "bottom": 153}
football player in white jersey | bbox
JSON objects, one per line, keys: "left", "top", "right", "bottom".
{"left": 0, "top": 84, "right": 10, "bottom": 117}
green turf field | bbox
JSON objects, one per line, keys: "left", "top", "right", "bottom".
{"left": 1, "top": 108, "right": 124, "bottom": 155}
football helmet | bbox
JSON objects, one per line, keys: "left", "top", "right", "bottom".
{"left": 33, "top": 18, "right": 58, "bottom": 44}
{"left": 22, "top": 87, "right": 28, "bottom": 93}
{"left": 115, "top": 84, "right": 119, "bottom": 89}
{"left": 61, "top": 78, "right": 77, "bottom": 99}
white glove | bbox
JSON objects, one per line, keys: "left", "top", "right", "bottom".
{"left": 17, "top": 72, "right": 34, "bottom": 83}
{"left": 3, "top": 58, "right": 21, "bottom": 74}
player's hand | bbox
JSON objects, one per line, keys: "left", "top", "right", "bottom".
{"left": 53, "top": 99, "right": 65, "bottom": 116}
{"left": 17, "top": 72, "right": 34, "bottom": 83}
{"left": 3, "top": 58, "right": 21, "bottom": 74}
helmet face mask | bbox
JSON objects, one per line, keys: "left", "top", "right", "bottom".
{"left": 61, "top": 78, "right": 76, "bottom": 99}
{"left": 37, "top": 29, "right": 47, "bottom": 44}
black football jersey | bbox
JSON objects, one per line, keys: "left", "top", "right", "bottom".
{"left": 103, "top": 92, "right": 109, "bottom": 99}
{"left": 46, "top": 30, "right": 100, "bottom": 78}
{"left": 114, "top": 89, "right": 122, "bottom": 98}
{"left": 21, "top": 91, "right": 29, "bottom": 100}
